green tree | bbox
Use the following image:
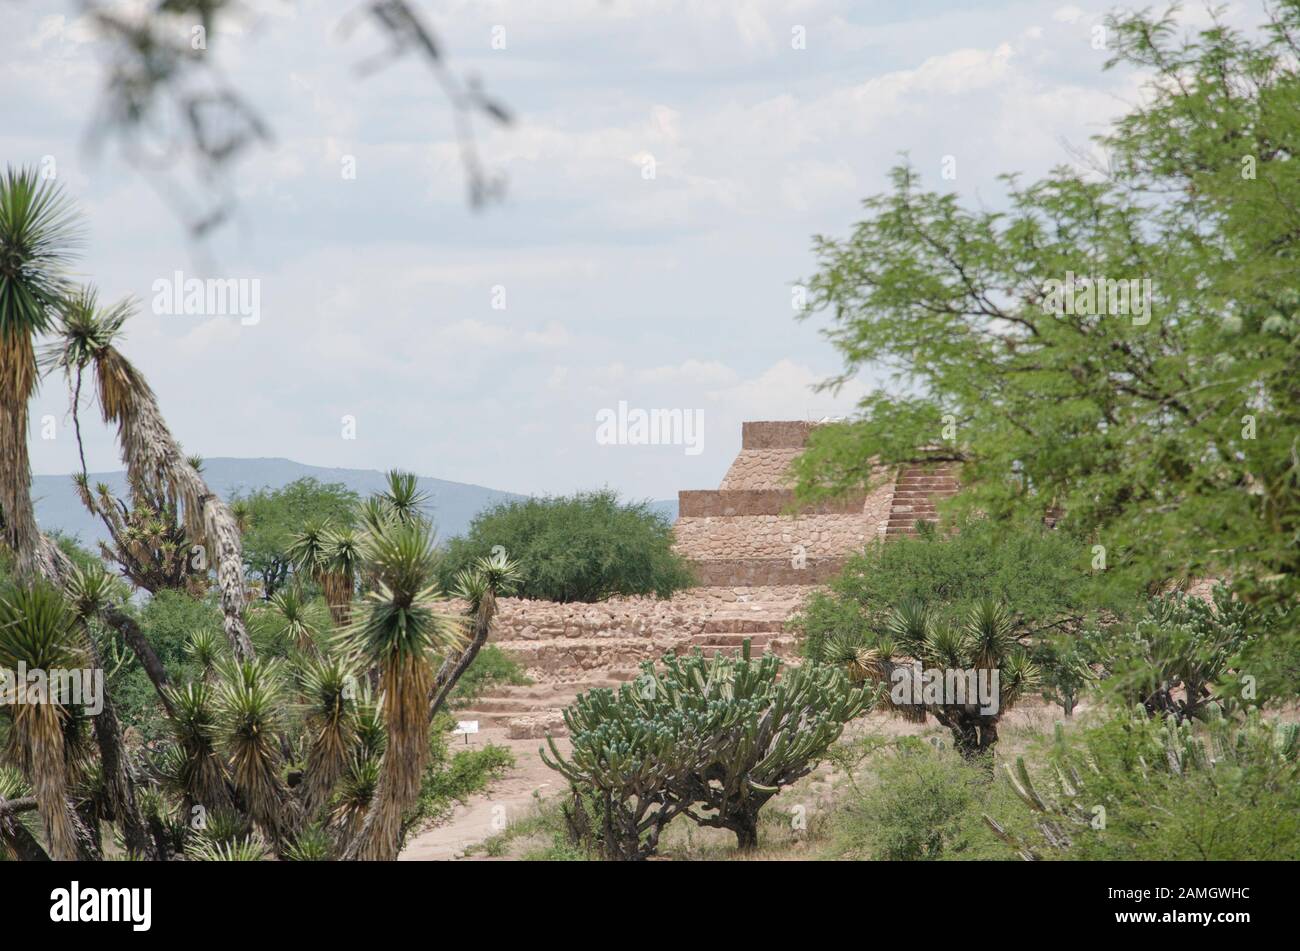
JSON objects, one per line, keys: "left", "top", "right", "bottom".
{"left": 790, "top": 4, "right": 1300, "bottom": 663}
{"left": 439, "top": 490, "right": 693, "bottom": 603}
{"left": 234, "top": 478, "right": 359, "bottom": 598}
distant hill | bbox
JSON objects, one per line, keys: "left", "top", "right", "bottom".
{"left": 33, "top": 458, "right": 678, "bottom": 548}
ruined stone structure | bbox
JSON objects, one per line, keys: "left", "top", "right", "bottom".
{"left": 457, "top": 420, "right": 959, "bottom": 737}
{"left": 673, "top": 420, "right": 959, "bottom": 583}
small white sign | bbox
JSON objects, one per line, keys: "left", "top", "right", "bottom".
{"left": 453, "top": 720, "right": 480, "bottom": 735}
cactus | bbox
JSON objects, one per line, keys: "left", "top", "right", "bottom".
{"left": 985, "top": 709, "right": 1300, "bottom": 859}
{"left": 541, "top": 642, "right": 871, "bottom": 857}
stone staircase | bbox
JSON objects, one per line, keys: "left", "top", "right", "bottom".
{"left": 884, "top": 463, "right": 959, "bottom": 538}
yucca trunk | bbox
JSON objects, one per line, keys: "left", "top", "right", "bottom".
{"left": 428, "top": 589, "right": 496, "bottom": 722}
{"left": 322, "top": 572, "right": 352, "bottom": 626}
{"left": 93, "top": 348, "right": 255, "bottom": 663}
{"left": 12, "top": 704, "right": 83, "bottom": 860}
{"left": 343, "top": 654, "right": 433, "bottom": 860}
{"left": 0, "top": 332, "right": 42, "bottom": 578}
{"left": 83, "top": 632, "right": 158, "bottom": 859}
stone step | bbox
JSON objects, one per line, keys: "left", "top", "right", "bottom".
{"left": 690, "top": 632, "right": 773, "bottom": 647}
{"left": 467, "top": 696, "right": 578, "bottom": 714}
{"left": 496, "top": 637, "right": 675, "bottom": 672}
{"left": 701, "top": 617, "right": 786, "bottom": 633}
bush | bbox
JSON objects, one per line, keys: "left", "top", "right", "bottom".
{"left": 438, "top": 490, "right": 693, "bottom": 603}
{"left": 448, "top": 644, "right": 531, "bottom": 705}
{"left": 233, "top": 478, "right": 360, "bottom": 598}
{"left": 831, "top": 738, "right": 1019, "bottom": 860}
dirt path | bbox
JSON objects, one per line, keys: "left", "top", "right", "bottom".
{"left": 400, "top": 729, "right": 571, "bottom": 861}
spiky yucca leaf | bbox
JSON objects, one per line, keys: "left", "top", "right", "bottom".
{"left": 377, "top": 470, "right": 429, "bottom": 526}
{"left": 283, "top": 823, "right": 333, "bottom": 861}
{"left": 298, "top": 653, "right": 358, "bottom": 817}
{"left": 452, "top": 549, "right": 523, "bottom": 611}
{"left": 821, "top": 631, "right": 879, "bottom": 683}
{"left": 330, "top": 756, "right": 380, "bottom": 842}
{"left": 267, "top": 586, "right": 320, "bottom": 653}
{"left": 922, "top": 622, "right": 969, "bottom": 670}
{"left": 999, "top": 648, "right": 1040, "bottom": 712}
{"left": 287, "top": 521, "right": 331, "bottom": 582}
{"left": 886, "top": 599, "right": 931, "bottom": 649}
{"left": 351, "top": 688, "right": 386, "bottom": 761}
{"left": 60, "top": 561, "right": 120, "bottom": 622}
{"left": 186, "top": 836, "right": 268, "bottom": 861}
{"left": 191, "top": 807, "right": 250, "bottom": 848}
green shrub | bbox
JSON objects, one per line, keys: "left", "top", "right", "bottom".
{"left": 438, "top": 490, "right": 693, "bottom": 603}
{"left": 449, "top": 644, "right": 531, "bottom": 705}
{"left": 831, "top": 737, "right": 1022, "bottom": 860}
{"left": 233, "top": 477, "right": 360, "bottom": 598}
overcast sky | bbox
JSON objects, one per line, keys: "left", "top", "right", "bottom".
{"left": 5, "top": 0, "right": 1249, "bottom": 499}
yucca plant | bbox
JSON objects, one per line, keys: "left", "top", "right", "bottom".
{"left": 0, "top": 764, "right": 46, "bottom": 861}
{"left": 322, "top": 526, "right": 362, "bottom": 625}
{"left": 337, "top": 518, "right": 463, "bottom": 860}
{"left": 184, "top": 628, "right": 226, "bottom": 681}
{"left": 43, "top": 287, "right": 254, "bottom": 662}
{"left": 836, "top": 598, "right": 1039, "bottom": 759}
{"left": 298, "top": 653, "right": 358, "bottom": 819}
{"left": 330, "top": 755, "right": 381, "bottom": 844}
{"left": 283, "top": 822, "right": 333, "bottom": 861}
{"left": 189, "top": 807, "right": 251, "bottom": 849}
{"left": 265, "top": 586, "right": 322, "bottom": 655}
{"left": 287, "top": 520, "right": 331, "bottom": 586}
{"left": 0, "top": 167, "right": 80, "bottom": 579}
{"left": 428, "top": 549, "right": 522, "bottom": 721}
{"left": 160, "top": 681, "right": 232, "bottom": 818}
{"left": 61, "top": 561, "right": 158, "bottom": 859}
{"left": 214, "top": 659, "right": 296, "bottom": 846}
{"left": 376, "top": 470, "right": 429, "bottom": 527}
{"left": 0, "top": 584, "right": 88, "bottom": 859}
